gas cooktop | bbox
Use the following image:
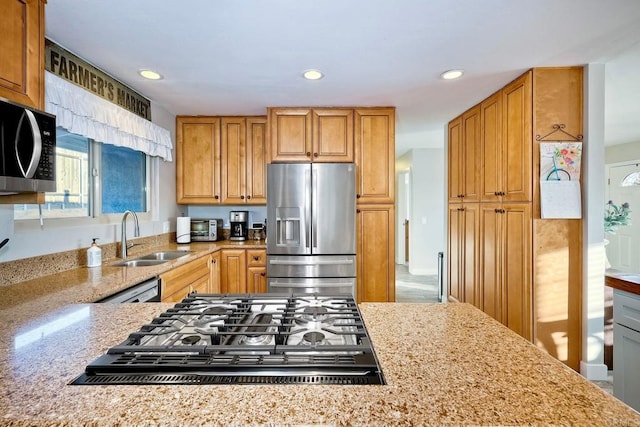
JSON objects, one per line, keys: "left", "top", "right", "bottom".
{"left": 71, "top": 293, "right": 385, "bottom": 385}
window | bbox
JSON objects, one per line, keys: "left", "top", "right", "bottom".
{"left": 14, "top": 127, "right": 149, "bottom": 220}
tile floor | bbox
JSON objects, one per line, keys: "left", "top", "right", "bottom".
{"left": 394, "top": 264, "right": 614, "bottom": 394}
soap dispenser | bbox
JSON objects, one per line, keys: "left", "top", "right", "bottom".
{"left": 87, "top": 238, "right": 102, "bottom": 268}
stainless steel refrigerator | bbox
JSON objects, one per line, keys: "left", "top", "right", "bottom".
{"left": 266, "top": 163, "right": 356, "bottom": 295}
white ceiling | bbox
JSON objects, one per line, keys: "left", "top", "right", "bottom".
{"left": 45, "top": 0, "right": 640, "bottom": 156}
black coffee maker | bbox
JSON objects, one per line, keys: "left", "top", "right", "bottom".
{"left": 229, "top": 211, "right": 248, "bottom": 241}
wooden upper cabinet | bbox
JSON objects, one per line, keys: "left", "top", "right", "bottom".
{"left": 0, "top": 0, "right": 45, "bottom": 109}
{"left": 176, "top": 116, "right": 221, "bottom": 204}
{"left": 268, "top": 107, "right": 354, "bottom": 163}
{"left": 246, "top": 117, "right": 268, "bottom": 204}
{"left": 481, "top": 92, "right": 503, "bottom": 202}
{"left": 221, "top": 117, "right": 246, "bottom": 204}
{"left": 448, "top": 107, "right": 480, "bottom": 202}
{"left": 354, "top": 108, "right": 395, "bottom": 204}
{"left": 268, "top": 108, "right": 313, "bottom": 162}
{"left": 501, "top": 71, "right": 532, "bottom": 202}
{"left": 462, "top": 106, "right": 480, "bottom": 201}
{"left": 312, "top": 109, "right": 354, "bottom": 162}
{"left": 448, "top": 115, "right": 463, "bottom": 202}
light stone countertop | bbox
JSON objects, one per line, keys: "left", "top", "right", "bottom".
{"left": 1, "top": 297, "right": 639, "bottom": 426}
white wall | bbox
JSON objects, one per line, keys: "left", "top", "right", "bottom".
{"left": 0, "top": 102, "right": 179, "bottom": 263}
{"left": 581, "top": 63, "right": 609, "bottom": 381}
{"left": 605, "top": 140, "right": 640, "bottom": 164}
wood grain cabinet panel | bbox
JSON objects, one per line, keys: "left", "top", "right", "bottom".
{"left": 354, "top": 108, "right": 395, "bottom": 204}
{"left": 448, "top": 106, "right": 480, "bottom": 203}
{"left": 160, "top": 256, "right": 212, "bottom": 302}
{"left": 176, "top": 117, "right": 221, "bottom": 204}
{"left": 220, "top": 249, "right": 247, "bottom": 293}
{"left": 268, "top": 108, "right": 354, "bottom": 163}
{"left": 210, "top": 251, "right": 221, "bottom": 293}
{"left": 447, "top": 203, "right": 479, "bottom": 305}
{"left": 0, "top": 0, "right": 45, "bottom": 109}
{"left": 221, "top": 117, "right": 267, "bottom": 205}
{"left": 356, "top": 204, "right": 395, "bottom": 303}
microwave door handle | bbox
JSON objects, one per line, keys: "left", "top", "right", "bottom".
{"left": 14, "top": 109, "right": 42, "bottom": 178}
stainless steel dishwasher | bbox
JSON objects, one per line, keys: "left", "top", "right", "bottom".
{"left": 97, "top": 277, "right": 160, "bottom": 303}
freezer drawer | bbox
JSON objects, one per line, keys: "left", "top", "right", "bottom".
{"left": 267, "top": 277, "right": 355, "bottom": 296}
{"left": 267, "top": 255, "right": 356, "bottom": 278}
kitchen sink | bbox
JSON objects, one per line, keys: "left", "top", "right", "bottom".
{"left": 111, "top": 259, "right": 168, "bottom": 267}
{"left": 137, "top": 251, "right": 193, "bottom": 261}
{"left": 111, "top": 251, "right": 193, "bottom": 267}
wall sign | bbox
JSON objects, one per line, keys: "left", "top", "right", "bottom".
{"left": 44, "top": 39, "right": 152, "bottom": 121}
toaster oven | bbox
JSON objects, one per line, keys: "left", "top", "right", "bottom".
{"left": 190, "top": 218, "right": 223, "bottom": 241}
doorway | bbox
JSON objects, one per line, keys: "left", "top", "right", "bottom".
{"left": 606, "top": 161, "right": 640, "bottom": 272}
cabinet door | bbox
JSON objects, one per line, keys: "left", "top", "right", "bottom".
{"left": 461, "top": 106, "right": 480, "bottom": 201}
{"left": 268, "top": 108, "right": 313, "bottom": 162}
{"left": 481, "top": 92, "right": 503, "bottom": 202}
{"left": 221, "top": 117, "right": 247, "bottom": 204}
{"left": 312, "top": 109, "right": 354, "bottom": 162}
{"left": 502, "top": 72, "right": 532, "bottom": 202}
{"left": 479, "top": 204, "right": 503, "bottom": 321}
{"left": 356, "top": 204, "right": 395, "bottom": 302}
{"left": 614, "top": 322, "right": 640, "bottom": 412}
{"left": 176, "top": 117, "right": 221, "bottom": 204}
{"left": 246, "top": 117, "right": 267, "bottom": 204}
{"left": 354, "top": 108, "right": 395, "bottom": 204}
{"left": 447, "top": 204, "right": 464, "bottom": 302}
{"left": 502, "top": 203, "right": 532, "bottom": 339}
{"left": 247, "top": 266, "right": 267, "bottom": 293}
{"left": 160, "top": 256, "right": 211, "bottom": 302}
{"left": 0, "top": 0, "right": 45, "bottom": 108}
{"left": 447, "top": 116, "right": 463, "bottom": 202}
{"left": 210, "top": 251, "right": 221, "bottom": 293}
{"left": 447, "top": 203, "right": 479, "bottom": 306}
{"left": 221, "top": 249, "right": 247, "bottom": 293}
{"left": 190, "top": 274, "right": 211, "bottom": 294}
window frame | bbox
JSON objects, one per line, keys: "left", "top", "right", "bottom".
{"left": 14, "top": 138, "right": 158, "bottom": 232}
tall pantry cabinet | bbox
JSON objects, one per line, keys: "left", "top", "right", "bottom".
{"left": 447, "top": 67, "right": 584, "bottom": 370}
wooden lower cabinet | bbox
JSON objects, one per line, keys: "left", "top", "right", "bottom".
{"left": 246, "top": 249, "right": 267, "bottom": 293}
{"left": 160, "top": 255, "right": 212, "bottom": 302}
{"left": 210, "top": 251, "right": 221, "bottom": 293}
{"left": 220, "top": 248, "right": 266, "bottom": 293}
{"left": 447, "top": 203, "right": 479, "bottom": 305}
{"left": 220, "top": 249, "right": 247, "bottom": 293}
{"left": 356, "top": 204, "right": 395, "bottom": 302}
{"left": 479, "top": 203, "right": 531, "bottom": 340}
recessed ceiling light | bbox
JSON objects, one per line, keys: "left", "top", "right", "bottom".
{"left": 441, "top": 69, "right": 464, "bottom": 80}
{"left": 303, "top": 69, "right": 324, "bottom": 80}
{"left": 139, "top": 69, "right": 163, "bottom": 80}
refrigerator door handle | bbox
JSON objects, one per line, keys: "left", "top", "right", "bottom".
{"left": 312, "top": 167, "right": 318, "bottom": 250}
{"left": 269, "top": 259, "right": 355, "bottom": 265}
{"left": 270, "top": 280, "right": 354, "bottom": 288}
{"left": 305, "top": 167, "right": 312, "bottom": 249}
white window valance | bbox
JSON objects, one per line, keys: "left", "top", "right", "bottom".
{"left": 44, "top": 71, "right": 173, "bottom": 161}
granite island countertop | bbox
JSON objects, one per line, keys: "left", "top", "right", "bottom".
{"left": 1, "top": 298, "right": 639, "bottom": 426}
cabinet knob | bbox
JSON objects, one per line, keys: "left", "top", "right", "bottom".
{"left": 500, "top": 192, "right": 506, "bottom": 196}
{"left": 356, "top": 194, "right": 361, "bottom": 199}
{"left": 241, "top": 195, "right": 245, "bottom": 200}
{"left": 253, "top": 256, "right": 260, "bottom": 261}
{"left": 314, "top": 152, "right": 319, "bottom": 157}
{"left": 458, "top": 207, "right": 464, "bottom": 211}
{"left": 212, "top": 259, "right": 216, "bottom": 264}
{"left": 306, "top": 151, "right": 311, "bottom": 157}
{"left": 494, "top": 191, "right": 500, "bottom": 196}
{"left": 247, "top": 195, "right": 251, "bottom": 199}
{"left": 214, "top": 195, "right": 219, "bottom": 199}
{"left": 261, "top": 273, "right": 266, "bottom": 277}
{"left": 356, "top": 209, "right": 361, "bottom": 213}
{"left": 495, "top": 208, "right": 500, "bottom": 213}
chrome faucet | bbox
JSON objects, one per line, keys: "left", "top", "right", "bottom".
{"left": 120, "top": 210, "right": 140, "bottom": 259}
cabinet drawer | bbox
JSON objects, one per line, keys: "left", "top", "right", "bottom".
{"left": 247, "top": 249, "right": 266, "bottom": 267}
{"left": 614, "top": 290, "right": 640, "bottom": 332}
{"left": 160, "top": 256, "right": 210, "bottom": 298}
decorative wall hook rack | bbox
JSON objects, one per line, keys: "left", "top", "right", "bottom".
{"left": 536, "top": 124, "right": 583, "bottom": 141}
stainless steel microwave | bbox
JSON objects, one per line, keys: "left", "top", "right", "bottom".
{"left": 0, "top": 97, "right": 56, "bottom": 194}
